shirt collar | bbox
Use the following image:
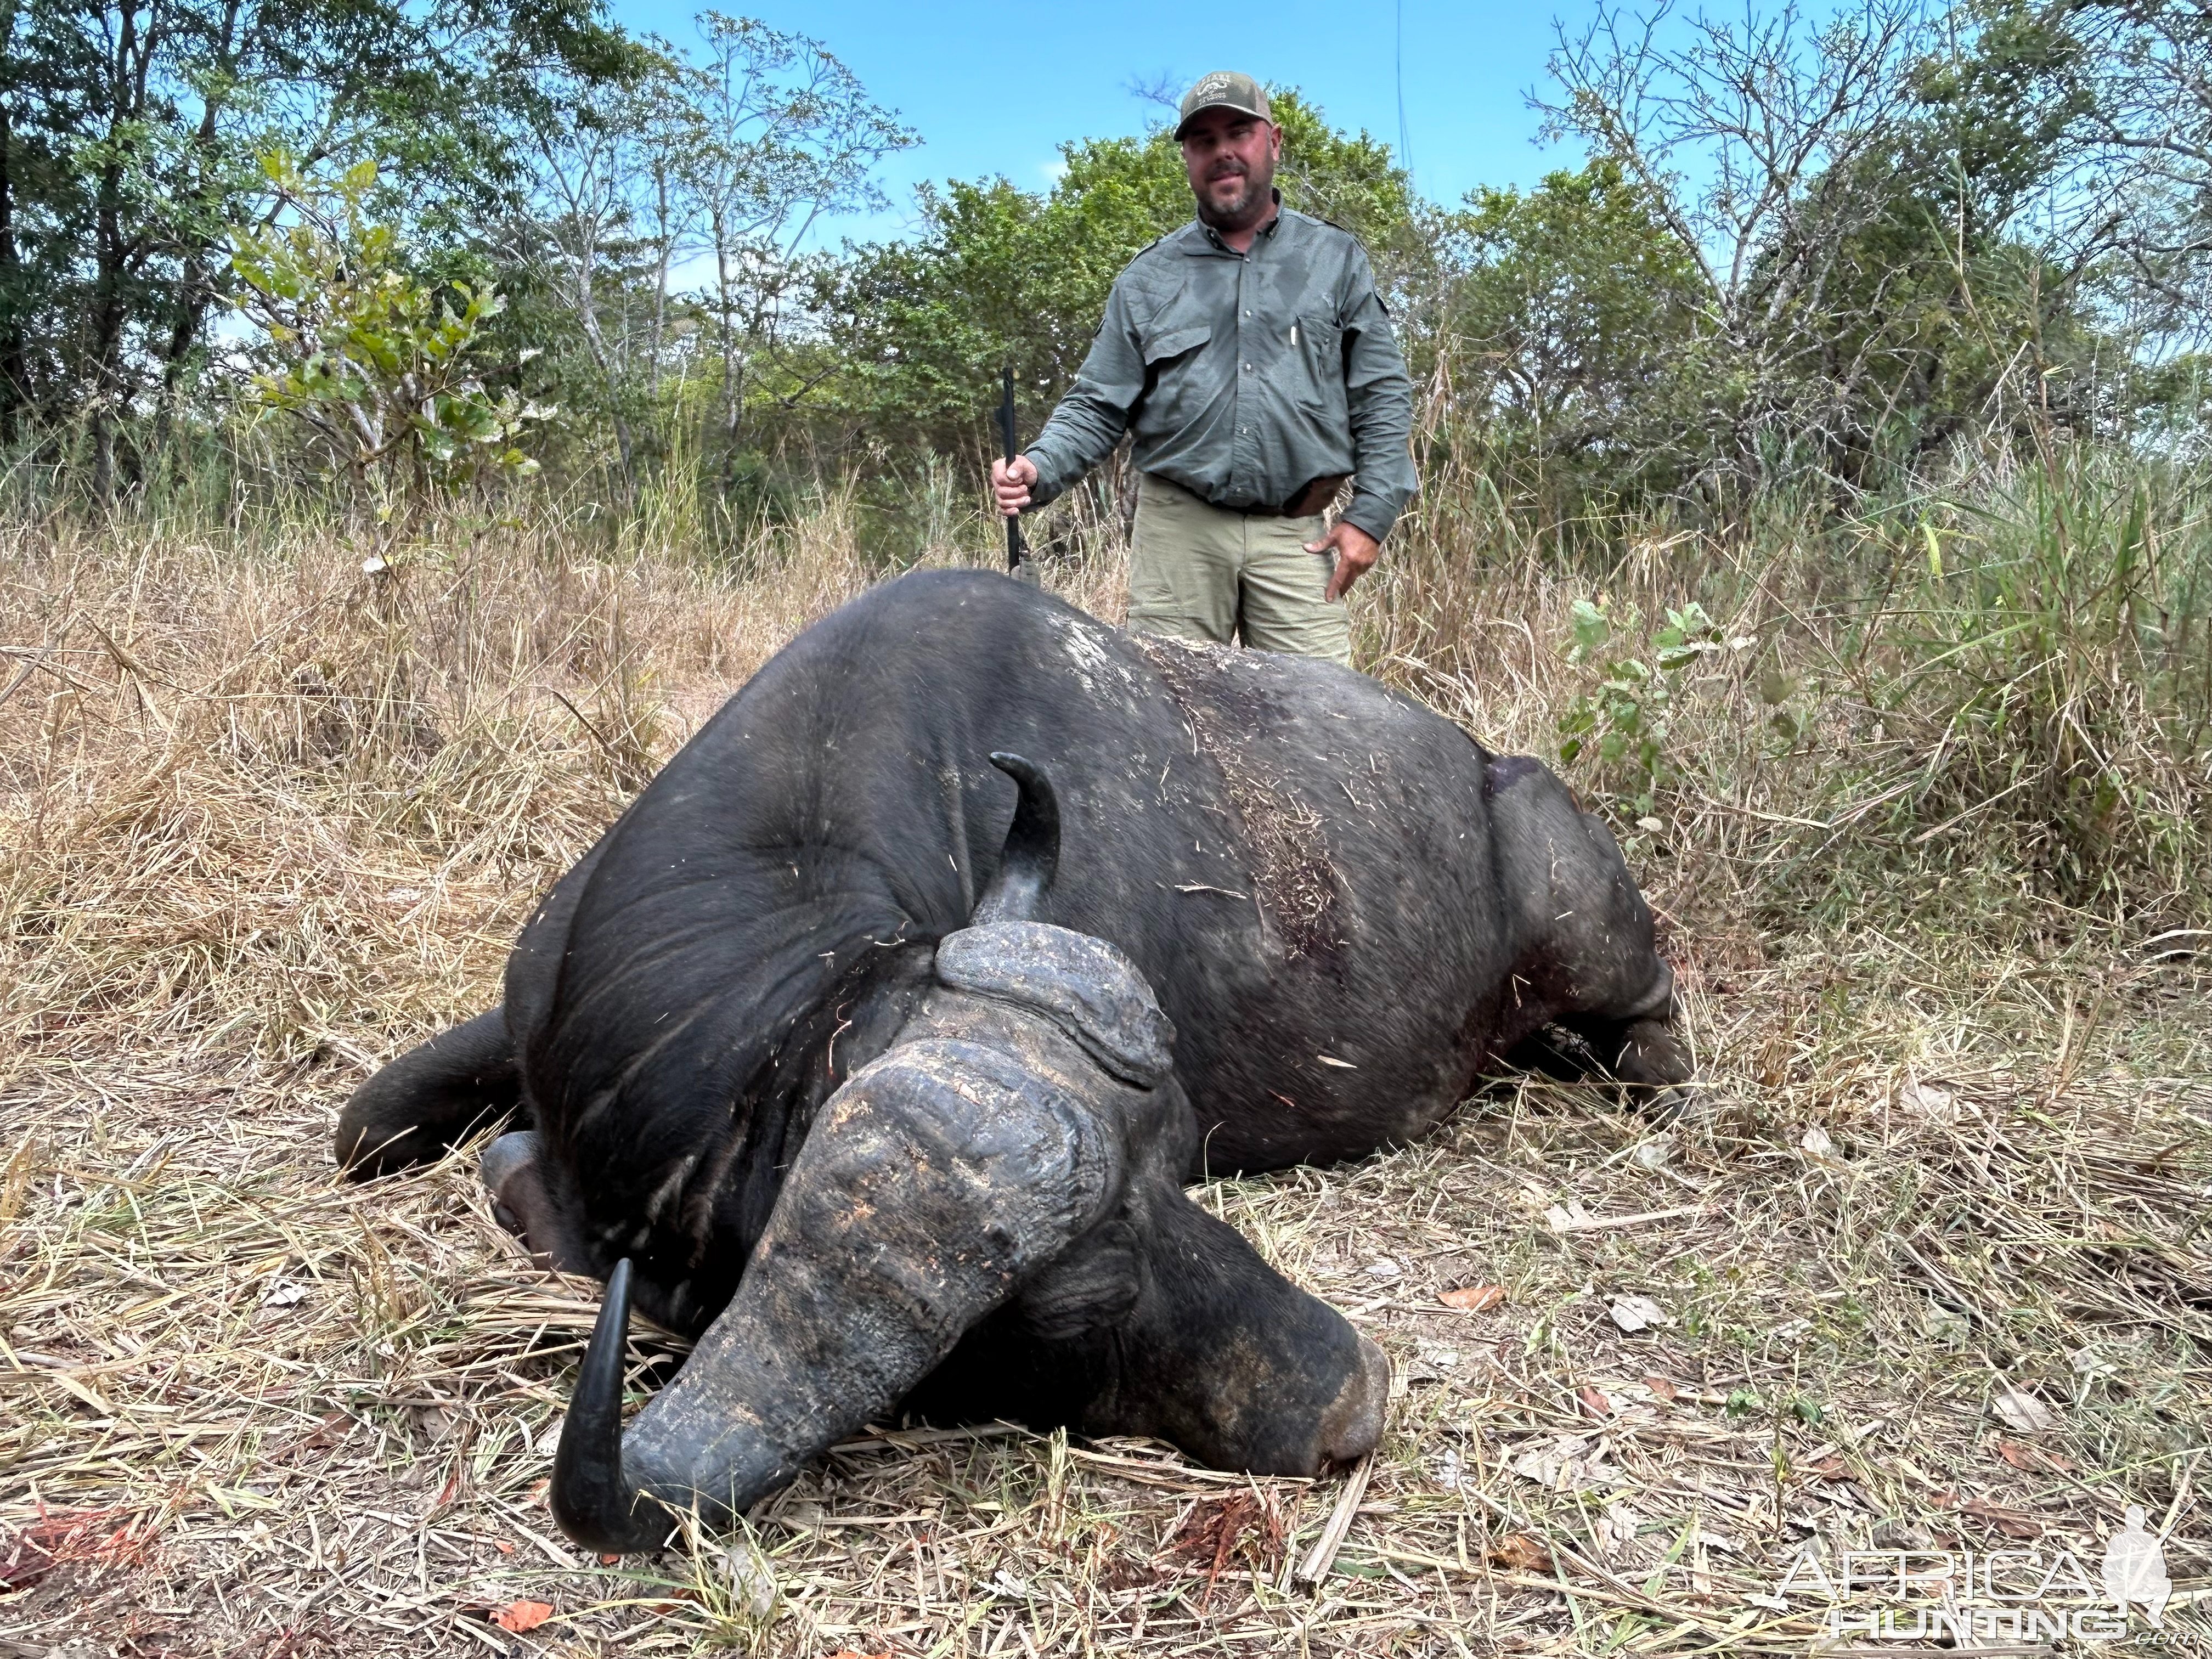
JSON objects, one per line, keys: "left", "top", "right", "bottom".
{"left": 1186, "top": 191, "right": 1286, "bottom": 255}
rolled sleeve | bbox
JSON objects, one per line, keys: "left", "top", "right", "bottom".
{"left": 1025, "top": 283, "right": 1144, "bottom": 509}
{"left": 1336, "top": 251, "right": 1418, "bottom": 543}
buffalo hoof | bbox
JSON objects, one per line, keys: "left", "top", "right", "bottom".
{"left": 1609, "top": 1017, "right": 1695, "bottom": 1122}
{"left": 479, "top": 1130, "right": 592, "bottom": 1274}
{"left": 1507, "top": 1019, "right": 1695, "bottom": 1120}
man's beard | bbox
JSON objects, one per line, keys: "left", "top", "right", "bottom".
{"left": 1197, "top": 162, "right": 1274, "bottom": 229}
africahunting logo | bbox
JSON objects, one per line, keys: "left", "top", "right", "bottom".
{"left": 1771, "top": 1504, "right": 2179, "bottom": 1646}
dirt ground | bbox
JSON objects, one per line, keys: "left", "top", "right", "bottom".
{"left": 4, "top": 534, "right": 2208, "bottom": 1657}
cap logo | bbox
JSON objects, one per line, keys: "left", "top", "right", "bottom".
{"left": 1194, "top": 73, "right": 1232, "bottom": 98}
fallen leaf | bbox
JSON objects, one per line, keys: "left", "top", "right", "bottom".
{"left": 1509, "top": 1438, "right": 1581, "bottom": 1488}
{"left": 1607, "top": 1294, "right": 1671, "bottom": 1333}
{"left": 1990, "top": 1383, "right": 2058, "bottom": 1434}
{"left": 1544, "top": 1200, "right": 1593, "bottom": 1232}
{"left": 0, "top": 1536, "right": 54, "bottom": 1592}
{"left": 1921, "top": 1304, "right": 1972, "bottom": 1344}
{"left": 1411, "top": 1340, "right": 1460, "bottom": 1375}
{"left": 493, "top": 1539, "right": 516, "bottom": 1555}
{"left": 823, "top": 1651, "right": 893, "bottom": 1659}
{"left": 1803, "top": 1456, "right": 1850, "bottom": 1480}
{"left": 1899, "top": 1079, "right": 1959, "bottom": 1121}
{"left": 1577, "top": 1385, "right": 1612, "bottom": 1419}
{"left": 1430, "top": 1446, "right": 1465, "bottom": 1491}
{"left": 1316, "top": 1054, "right": 1357, "bottom": 1069}
{"left": 1595, "top": 1501, "right": 1640, "bottom": 1559}
{"left": 2068, "top": 1345, "right": 2118, "bottom": 1378}
{"left": 1640, "top": 1374, "right": 1679, "bottom": 1402}
{"left": 1963, "top": 1499, "right": 2042, "bottom": 1540}
{"left": 1487, "top": 1531, "right": 1554, "bottom": 1573}
{"left": 1994, "top": 1438, "right": 2073, "bottom": 1474}
{"left": 1799, "top": 1124, "right": 1837, "bottom": 1159}
{"left": 1507, "top": 1435, "right": 1619, "bottom": 1493}
{"left": 1440, "top": 1284, "right": 1505, "bottom": 1312}
{"left": 494, "top": 1600, "right": 554, "bottom": 1633}
{"left": 1365, "top": 1257, "right": 1402, "bottom": 1280}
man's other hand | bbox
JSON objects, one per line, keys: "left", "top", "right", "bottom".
{"left": 1307, "top": 519, "right": 1380, "bottom": 601}
{"left": 992, "top": 456, "right": 1038, "bottom": 517}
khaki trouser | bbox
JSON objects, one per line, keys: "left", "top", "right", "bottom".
{"left": 1126, "top": 473, "right": 1352, "bottom": 666}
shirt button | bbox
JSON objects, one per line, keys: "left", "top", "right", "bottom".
{"left": 1243, "top": 362, "right": 1252, "bottom": 372}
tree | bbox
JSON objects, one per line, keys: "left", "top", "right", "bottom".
{"left": 1930, "top": 0, "right": 2212, "bottom": 430}
{"left": 1537, "top": 0, "right": 1945, "bottom": 496}
{"left": 0, "top": 0, "right": 635, "bottom": 494}
{"left": 1531, "top": 0, "right": 2144, "bottom": 497}
{"left": 681, "top": 13, "right": 912, "bottom": 473}
{"left": 523, "top": 45, "right": 697, "bottom": 496}
{"left": 228, "top": 154, "right": 549, "bottom": 519}
{"left": 503, "top": 14, "right": 909, "bottom": 501}
{"left": 1440, "top": 159, "right": 1706, "bottom": 505}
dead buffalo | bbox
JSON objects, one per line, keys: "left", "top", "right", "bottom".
{"left": 337, "top": 569, "right": 1688, "bottom": 1551}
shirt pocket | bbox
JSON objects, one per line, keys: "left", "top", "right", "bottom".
{"left": 1289, "top": 313, "right": 1347, "bottom": 420}
{"left": 1138, "top": 319, "right": 1214, "bottom": 430}
{"left": 1142, "top": 321, "right": 1212, "bottom": 366}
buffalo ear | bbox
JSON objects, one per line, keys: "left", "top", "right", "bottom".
{"left": 971, "top": 752, "right": 1060, "bottom": 926}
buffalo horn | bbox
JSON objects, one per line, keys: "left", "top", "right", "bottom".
{"left": 971, "top": 751, "right": 1060, "bottom": 926}
{"left": 550, "top": 1259, "right": 679, "bottom": 1554}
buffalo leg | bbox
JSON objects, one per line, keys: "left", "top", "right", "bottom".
{"left": 1487, "top": 759, "right": 1696, "bottom": 1111}
{"left": 335, "top": 1008, "right": 521, "bottom": 1178}
{"left": 915, "top": 1180, "right": 1390, "bottom": 1477}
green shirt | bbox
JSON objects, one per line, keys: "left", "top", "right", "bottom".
{"left": 1023, "top": 204, "right": 1419, "bottom": 544}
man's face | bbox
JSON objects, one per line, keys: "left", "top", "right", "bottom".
{"left": 1180, "top": 108, "right": 1282, "bottom": 229}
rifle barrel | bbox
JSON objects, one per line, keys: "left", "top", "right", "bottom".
{"left": 1000, "top": 366, "right": 1026, "bottom": 571}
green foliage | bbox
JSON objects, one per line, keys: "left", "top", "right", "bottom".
{"left": 1556, "top": 595, "right": 1729, "bottom": 817}
{"left": 229, "top": 156, "right": 550, "bottom": 510}
{"left": 1862, "top": 448, "right": 2212, "bottom": 901}
{"left": 13, "top": 0, "right": 2212, "bottom": 538}
{"left": 1441, "top": 160, "right": 1708, "bottom": 501}
{"left": 0, "top": 0, "right": 637, "bottom": 498}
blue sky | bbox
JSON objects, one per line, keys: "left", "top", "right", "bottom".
{"left": 607, "top": 0, "right": 1599, "bottom": 245}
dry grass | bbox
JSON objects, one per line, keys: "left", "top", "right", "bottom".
{"left": 2, "top": 493, "right": 2208, "bottom": 1657}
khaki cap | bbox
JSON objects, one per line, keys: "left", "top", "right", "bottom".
{"left": 1175, "top": 71, "right": 1272, "bottom": 140}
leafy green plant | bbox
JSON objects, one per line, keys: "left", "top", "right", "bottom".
{"left": 229, "top": 155, "right": 551, "bottom": 517}
{"left": 1555, "top": 595, "right": 1726, "bottom": 817}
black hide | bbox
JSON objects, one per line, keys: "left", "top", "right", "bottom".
{"left": 344, "top": 569, "right": 1682, "bottom": 1338}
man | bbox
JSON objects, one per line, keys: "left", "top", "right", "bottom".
{"left": 992, "top": 72, "right": 1417, "bottom": 667}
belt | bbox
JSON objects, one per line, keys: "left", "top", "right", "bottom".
{"left": 1144, "top": 472, "right": 1349, "bottom": 518}
{"left": 1276, "top": 474, "right": 1350, "bottom": 517}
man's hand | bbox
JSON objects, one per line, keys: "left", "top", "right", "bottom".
{"left": 1306, "top": 519, "right": 1380, "bottom": 601}
{"left": 992, "top": 455, "right": 1038, "bottom": 517}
